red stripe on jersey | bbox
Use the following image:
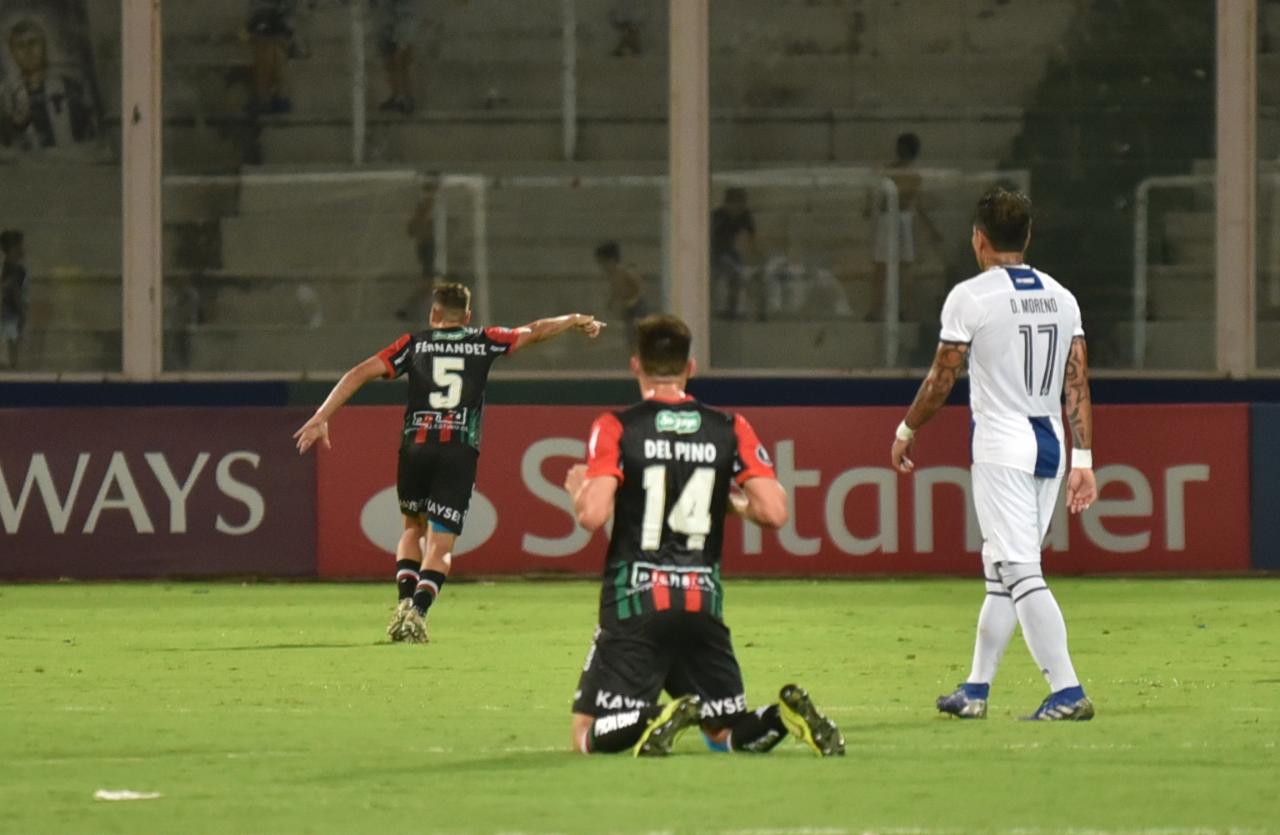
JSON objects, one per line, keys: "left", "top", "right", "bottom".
{"left": 652, "top": 573, "right": 670, "bottom": 611}
{"left": 438, "top": 423, "right": 453, "bottom": 443}
{"left": 733, "top": 413, "right": 776, "bottom": 486}
{"left": 684, "top": 581, "right": 702, "bottom": 613}
{"left": 585, "top": 412, "right": 624, "bottom": 482}
{"left": 484, "top": 326, "right": 522, "bottom": 353}
{"left": 414, "top": 414, "right": 434, "bottom": 445}
{"left": 377, "top": 333, "right": 412, "bottom": 378}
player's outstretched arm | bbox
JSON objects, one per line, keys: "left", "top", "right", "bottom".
{"left": 511, "top": 313, "right": 604, "bottom": 352}
{"left": 293, "top": 355, "right": 387, "bottom": 455}
{"left": 729, "top": 477, "right": 788, "bottom": 529}
{"left": 890, "top": 341, "right": 969, "bottom": 473}
{"left": 564, "top": 463, "right": 618, "bottom": 531}
{"left": 1064, "top": 335, "right": 1097, "bottom": 514}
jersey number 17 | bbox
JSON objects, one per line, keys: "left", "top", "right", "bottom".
{"left": 1019, "top": 324, "right": 1059, "bottom": 397}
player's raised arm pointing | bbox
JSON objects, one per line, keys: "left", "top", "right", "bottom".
{"left": 509, "top": 313, "right": 604, "bottom": 352}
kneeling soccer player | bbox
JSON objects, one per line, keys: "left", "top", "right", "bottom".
{"left": 563, "top": 314, "right": 844, "bottom": 757}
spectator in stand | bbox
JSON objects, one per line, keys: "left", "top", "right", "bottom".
{"left": 1, "top": 19, "right": 98, "bottom": 151}
{"left": 608, "top": 0, "right": 647, "bottom": 57}
{"left": 865, "top": 132, "right": 943, "bottom": 321}
{"left": 594, "top": 241, "right": 649, "bottom": 347}
{"left": 711, "top": 187, "right": 762, "bottom": 320}
{"left": 375, "top": 0, "right": 424, "bottom": 114}
{"left": 1, "top": 230, "right": 28, "bottom": 369}
{"left": 397, "top": 178, "right": 440, "bottom": 321}
{"left": 246, "top": 0, "right": 296, "bottom": 114}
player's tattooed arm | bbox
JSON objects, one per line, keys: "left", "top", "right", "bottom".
{"left": 513, "top": 313, "right": 604, "bottom": 350}
{"left": 1063, "top": 335, "right": 1093, "bottom": 451}
{"left": 892, "top": 341, "right": 967, "bottom": 473}
{"left": 904, "top": 341, "right": 969, "bottom": 430}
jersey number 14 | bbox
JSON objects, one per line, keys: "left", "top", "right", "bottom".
{"left": 640, "top": 465, "right": 715, "bottom": 551}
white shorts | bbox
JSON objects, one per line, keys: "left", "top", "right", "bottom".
{"left": 971, "top": 462, "right": 1062, "bottom": 570}
{"left": 874, "top": 210, "right": 915, "bottom": 264}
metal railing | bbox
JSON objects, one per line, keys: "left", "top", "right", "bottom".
{"left": 1132, "top": 174, "right": 1213, "bottom": 368}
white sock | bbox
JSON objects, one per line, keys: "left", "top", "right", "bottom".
{"left": 968, "top": 588, "right": 1017, "bottom": 685}
{"left": 1011, "top": 583, "right": 1080, "bottom": 692}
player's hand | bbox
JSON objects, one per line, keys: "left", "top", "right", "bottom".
{"left": 727, "top": 488, "right": 749, "bottom": 517}
{"left": 293, "top": 416, "right": 330, "bottom": 455}
{"left": 574, "top": 315, "right": 605, "bottom": 339}
{"left": 564, "top": 463, "right": 588, "bottom": 497}
{"left": 1066, "top": 467, "right": 1096, "bottom": 515}
{"left": 890, "top": 436, "right": 915, "bottom": 473}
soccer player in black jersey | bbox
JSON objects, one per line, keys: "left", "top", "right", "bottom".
{"left": 295, "top": 283, "right": 602, "bottom": 642}
{"left": 563, "top": 314, "right": 844, "bottom": 757}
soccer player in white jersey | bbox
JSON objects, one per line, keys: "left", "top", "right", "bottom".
{"left": 890, "top": 188, "right": 1098, "bottom": 721}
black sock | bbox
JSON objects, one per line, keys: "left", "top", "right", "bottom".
{"left": 587, "top": 705, "right": 663, "bottom": 753}
{"left": 395, "top": 559, "right": 419, "bottom": 601}
{"left": 728, "top": 705, "right": 788, "bottom": 753}
{"left": 412, "top": 569, "right": 447, "bottom": 614}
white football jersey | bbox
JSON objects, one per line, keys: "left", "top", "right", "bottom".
{"left": 938, "top": 264, "right": 1084, "bottom": 478}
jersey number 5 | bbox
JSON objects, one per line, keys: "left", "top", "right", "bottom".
{"left": 640, "top": 466, "right": 715, "bottom": 551}
{"left": 1018, "top": 324, "right": 1059, "bottom": 397}
{"left": 429, "top": 357, "right": 465, "bottom": 409}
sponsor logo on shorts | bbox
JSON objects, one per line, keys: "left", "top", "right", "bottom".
{"left": 595, "top": 690, "right": 652, "bottom": 711}
{"left": 593, "top": 709, "right": 644, "bottom": 734}
{"left": 655, "top": 410, "right": 702, "bottom": 435}
{"left": 700, "top": 694, "right": 748, "bottom": 718}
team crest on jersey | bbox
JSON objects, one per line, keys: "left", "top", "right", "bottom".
{"left": 655, "top": 410, "right": 701, "bottom": 434}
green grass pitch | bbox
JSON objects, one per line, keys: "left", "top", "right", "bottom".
{"left": 1, "top": 578, "right": 1278, "bottom": 834}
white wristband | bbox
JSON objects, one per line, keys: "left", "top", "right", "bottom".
{"left": 895, "top": 420, "right": 915, "bottom": 442}
{"left": 1071, "top": 448, "right": 1093, "bottom": 469}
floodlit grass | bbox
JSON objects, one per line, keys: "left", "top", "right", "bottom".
{"left": 1, "top": 579, "right": 1277, "bottom": 834}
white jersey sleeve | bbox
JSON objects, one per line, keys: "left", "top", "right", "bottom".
{"left": 939, "top": 283, "right": 982, "bottom": 343}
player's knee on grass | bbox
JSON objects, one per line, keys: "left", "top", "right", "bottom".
{"left": 576, "top": 707, "right": 663, "bottom": 754}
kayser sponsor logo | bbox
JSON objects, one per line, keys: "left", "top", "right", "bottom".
{"left": 1, "top": 451, "right": 266, "bottom": 536}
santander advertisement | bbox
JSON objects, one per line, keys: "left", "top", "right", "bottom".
{"left": 317, "top": 404, "right": 1250, "bottom": 578}
{"left": 0, "top": 408, "right": 316, "bottom": 578}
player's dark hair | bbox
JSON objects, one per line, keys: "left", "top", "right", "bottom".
{"left": 595, "top": 241, "right": 621, "bottom": 262}
{"left": 636, "top": 315, "right": 691, "bottom": 377}
{"left": 974, "top": 187, "right": 1032, "bottom": 253}
{"left": 432, "top": 282, "right": 471, "bottom": 318}
{"left": 896, "top": 132, "right": 921, "bottom": 161}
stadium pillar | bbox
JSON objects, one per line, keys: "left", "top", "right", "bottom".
{"left": 668, "top": 0, "right": 711, "bottom": 366}
{"left": 1216, "top": 0, "right": 1257, "bottom": 376}
{"left": 121, "top": 0, "right": 163, "bottom": 380}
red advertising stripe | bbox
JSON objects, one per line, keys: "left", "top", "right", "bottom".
{"left": 314, "top": 404, "right": 1251, "bottom": 579}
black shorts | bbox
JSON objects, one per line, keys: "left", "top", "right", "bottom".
{"left": 572, "top": 611, "right": 748, "bottom": 727}
{"left": 396, "top": 442, "right": 479, "bottom": 535}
